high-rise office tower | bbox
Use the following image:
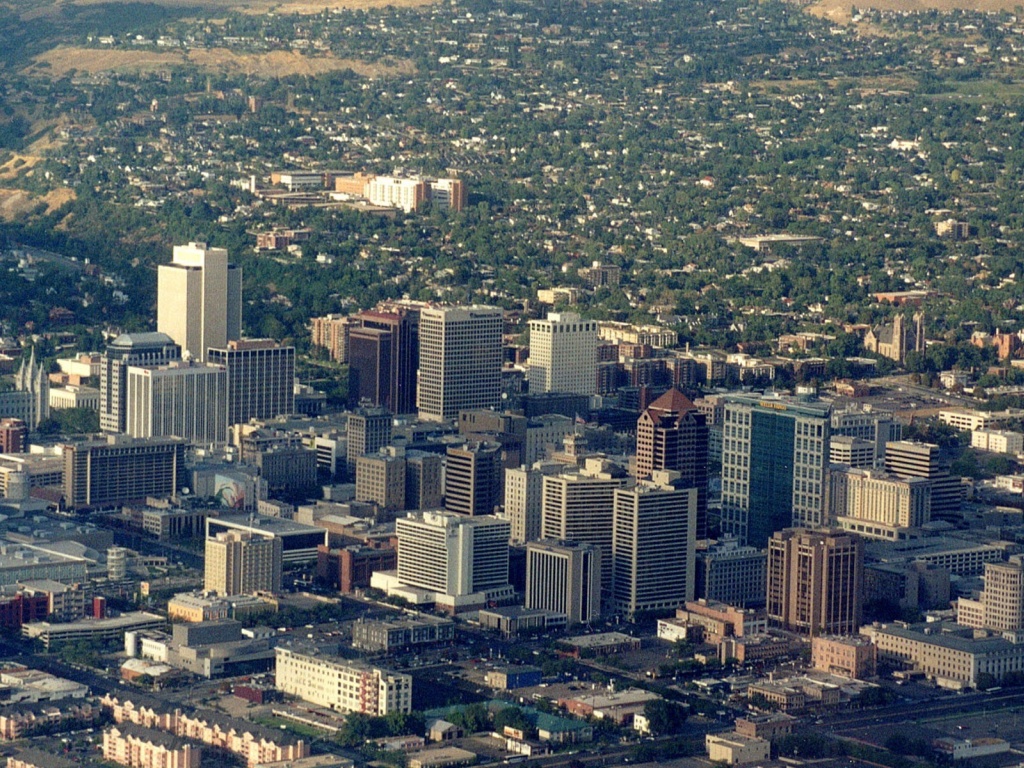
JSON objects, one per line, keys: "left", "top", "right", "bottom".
{"left": 417, "top": 306, "right": 502, "bottom": 422}
{"left": 100, "top": 332, "right": 182, "bottom": 434}
{"left": 829, "top": 435, "right": 877, "bottom": 468}
{"left": 346, "top": 407, "right": 393, "bottom": 478}
{"left": 541, "top": 457, "right": 630, "bottom": 593}
{"left": 525, "top": 540, "right": 602, "bottom": 625}
{"left": 356, "top": 447, "right": 407, "bottom": 512}
{"left": 766, "top": 527, "right": 863, "bottom": 636}
{"left": 207, "top": 339, "right": 295, "bottom": 428}
{"left": 405, "top": 451, "right": 443, "bottom": 510}
{"left": 695, "top": 536, "right": 767, "bottom": 607}
{"left": 636, "top": 388, "right": 709, "bottom": 539}
{"left": 0, "top": 418, "right": 28, "bottom": 453}
{"left": 505, "top": 461, "right": 563, "bottom": 543}
{"left": 62, "top": 435, "right": 187, "bottom": 511}
{"left": 828, "top": 466, "right": 931, "bottom": 540}
{"left": 394, "top": 511, "right": 510, "bottom": 597}
{"left": 157, "top": 242, "right": 242, "bottom": 362}
{"left": 348, "top": 325, "right": 393, "bottom": 410}
{"left": 721, "top": 393, "right": 831, "bottom": 547}
{"left": 354, "top": 307, "right": 420, "bottom": 415}
{"left": 611, "top": 472, "right": 697, "bottom": 619}
{"left": 445, "top": 441, "right": 503, "bottom": 516}
{"left": 528, "top": 312, "right": 598, "bottom": 395}
{"left": 125, "top": 360, "right": 228, "bottom": 444}
{"left": 831, "top": 406, "right": 901, "bottom": 461}
{"left": 204, "top": 530, "right": 283, "bottom": 595}
{"left": 958, "top": 556, "right": 1024, "bottom": 632}
{"left": 884, "top": 440, "right": 963, "bottom": 518}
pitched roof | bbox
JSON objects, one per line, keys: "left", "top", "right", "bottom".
{"left": 646, "top": 388, "right": 697, "bottom": 415}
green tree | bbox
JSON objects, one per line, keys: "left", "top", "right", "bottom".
{"left": 643, "top": 699, "right": 689, "bottom": 736}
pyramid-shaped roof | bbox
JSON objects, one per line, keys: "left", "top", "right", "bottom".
{"left": 646, "top": 387, "right": 696, "bottom": 415}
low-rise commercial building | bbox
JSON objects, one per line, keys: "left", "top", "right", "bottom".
{"left": 861, "top": 621, "right": 1024, "bottom": 689}
{"left": 705, "top": 733, "right": 771, "bottom": 765}
{"left": 22, "top": 612, "right": 165, "bottom": 650}
{"left": 811, "top": 635, "right": 877, "bottom": 679}
{"left": 733, "top": 713, "right": 796, "bottom": 741}
{"left": 351, "top": 615, "right": 454, "bottom": 653}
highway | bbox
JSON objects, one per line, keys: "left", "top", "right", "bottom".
{"left": 815, "top": 688, "right": 1024, "bottom": 734}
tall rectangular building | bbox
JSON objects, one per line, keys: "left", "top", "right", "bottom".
{"left": 348, "top": 326, "right": 392, "bottom": 411}
{"left": 157, "top": 242, "right": 242, "bottom": 362}
{"left": 125, "top": 361, "right": 228, "bottom": 445}
{"left": 695, "top": 536, "right": 767, "bottom": 608}
{"left": 525, "top": 540, "right": 601, "bottom": 625}
{"left": 204, "top": 530, "right": 283, "bottom": 595}
{"left": 505, "top": 461, "right": 563, "bottom": 544}
{"left": 721, "top": 394, "right": 831, "bottom": 547}
{"left": 62, "top": 435, "right": 187, "bottom": 511}
{"left": 417, "top": 306, "right": 503, "bottom": 422}
{"left": 405, "top": 451, "right": 443, "bottom": 510}
{"left": 207, "top": 339, "right": 295, "bottom": 429}
{"left": 528, "top": 312, "right": 598, "bottom": 395}
{"left": 636, "top": 388, "right": 709, "bottom": 539}
{"left": 355, "top": 307, "right": 420, "bottom": 415}
{"left": 831, "top": 406, "right": 901, "bottom": 461}
{"left": 611, "top": 473, "right": 697, "bottom": 619}
{"left": 100, "top": 332, "right": 181, "bottom": 434}
{"left": 766, "top": 528, "right": 863, "bottom": 636}
{"left": 957, "top": 555, "right": 1024, "bottom": 632}
{"left": 541, "top": 458, "right": 630, "bottom": 593}
{"left": 828, "top": 466, "right": 931, "bottom": 540}
{"left": 346, "top": 407, "right": 393, "bottom": 478}
{"left": 394, "top": 511, "right": 510, "bottom": 597}
{"left": 445, "top": 441, "right": 503, "bottom": 517}
{"left": 884, "top": 440, "right": 964, "bottom": 518}
{"left": 356, "top": 448, "right": 406, "bottom": 512}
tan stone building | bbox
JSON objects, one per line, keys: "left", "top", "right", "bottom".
{"left": 767, "top": 528, "right": 863, "bottom": 636}
{"left": 811, "top": 635, "right": 877, "bottom": 679}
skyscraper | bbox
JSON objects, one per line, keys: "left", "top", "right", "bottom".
{"left": 393, "top": 511, "right": 511, "bottom": 598}
{"left": 884, "top": 440, "right": 964, "bottom": 519}
{"left": 636, "top": 388, "right": 709, "bottom": 539}
{"left": 505, "top": 461, "right": 563, "bottom": 543}
{"left": 204, "top": 530, "right": 283, "bottom": 595}
{"left": 356, "top": 447, "right": 407, "bottom": 512}
{"left": 125, "top": 360, "right": 228, "bottom": 445}
{"left": 828, "top": 466, "right": 931, "bottom": 540}
{"left": 417, "top": 306, "right": 503, "bottom": 422}
{"left": 611, "top": 472, "right": 697, "bottom": 619}
{"left": 207, "top": 339, "right": 295, "bottom": 429}
{"left": 354, "top": 306, "right": 420, "bottom": 415}
{"left": 541, "top": 457, "right": 630, "bottom": 594}
{"left": 100, "top": 332, "right": 181, "bottom": 434}
{"left": 721, "top": 393, "right": 831, "bottom": 547}
{"left": 62, "top": 435, "right": 187, "bottom": 511}
{"left": 405, "top": 451, "right": 443, "bottom": 510}
{"left": 766, "top": 527, "right": 863, "bottom": 636}
{"left": 348, "top": 326, "right": 393, "bottom": 410}
{"left": 958, "top": 556, "right": 1024, "bottom": 632}
{"left": 346, "top": 406, "right": 393, "bottom": 478}
{"left": 445, "top": 441, "right": 503, "bottom": 516}
{"left": 526, "top": 540, "right": 602, "bottom": 625}
{"left": 528, "top": 312, "right": 598, "bottom": 395}
{"left": 157, "top": 242, "right": 242, "bottom": 362}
